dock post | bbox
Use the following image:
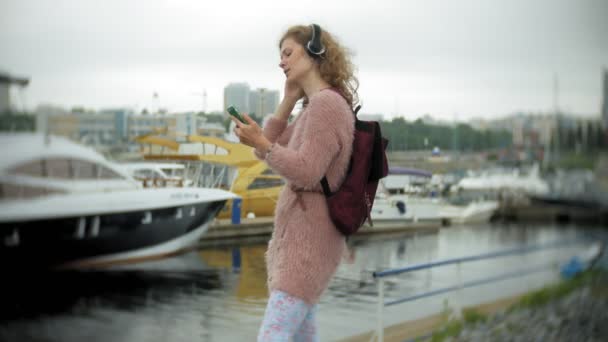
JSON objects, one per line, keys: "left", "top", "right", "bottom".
{"left": 454, "top": 261, "right": 463, "bottom": 319}
{"left": 376, "top": 278, "right": 384, "bottom": 342}
{"left": 231, "top": 198, "right": 242, "bottom": 224}
{"left": 231, "top": 247, "right": 241, "bottom": 273}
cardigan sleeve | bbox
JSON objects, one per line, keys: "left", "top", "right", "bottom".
{"left": 264, "top": 91, "right": 352, "bottom": 189}
{"left": 253, "top": 116, "right": 288, "bottom": 160}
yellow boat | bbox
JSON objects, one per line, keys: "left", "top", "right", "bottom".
{"left": 135, "top": 134, "right": 283, "bottom": 219}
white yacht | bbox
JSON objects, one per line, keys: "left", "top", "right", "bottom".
{"left": 370, "top": 167, "right": 444, "bottom": 224}
{"left": 0, "top": 133, "right": 237, "bottom": 269}
{"left": 454, "top": 164, "right": 550, "bottom": 197}
{"left": 370, "top": 167, "right": 498, "bottom": 226}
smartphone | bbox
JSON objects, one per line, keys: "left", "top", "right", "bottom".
{"left": 227, "top": 106, "right": 247, "bottom": 124}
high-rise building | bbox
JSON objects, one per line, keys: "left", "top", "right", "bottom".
{"left": 249, "top": 88, "right": 279, "bottom": 117}
{"left": 602, "top": 68, "right": 608, "bottom": 129}
{"left": 223, "top": 83, "right": 250, "bottom": 115}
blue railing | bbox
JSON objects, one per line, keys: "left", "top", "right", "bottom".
{"left": 370, "top": 238, "right": 593, "bottom": 342}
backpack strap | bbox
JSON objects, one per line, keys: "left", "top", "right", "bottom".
{"left": 320, "top": 103, "right": 360, "bottom": 198}
{"left": 369, "top": 122, "right": 386, "bottom": 181}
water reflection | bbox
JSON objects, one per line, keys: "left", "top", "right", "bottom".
{"left": 2, "top": 254, "right": 222, "bottom": 322}
{"left": 199, "top": 245, "right": 268, "bottom": 303}
{"left": 0, "top": 223, "right": 601, "bottom": 342}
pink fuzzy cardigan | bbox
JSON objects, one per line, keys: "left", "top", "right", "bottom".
{"left": 254, "top": 89, "right": 355, "bottom": 304}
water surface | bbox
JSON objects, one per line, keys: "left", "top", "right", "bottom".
{"left": 0, "top": 223, "right": 600, "bottom": 341}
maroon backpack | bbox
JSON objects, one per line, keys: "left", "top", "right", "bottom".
{"left": 320, "top": 105, "right": 389, "bottom": 236}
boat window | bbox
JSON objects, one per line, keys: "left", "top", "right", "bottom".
{"left": 262, "top": 168, "right": 277, "bottom": 175}
{"left": 9, "top": 159, "right": 46, "bottom": 177}
{"left": 133, "top": 169, "right": 155, "bottom": 179}
{"left": 98, "top": 166, "right": 123, "bottom": 179}
{"left": 247, "top": 177, "right": 284, "bottom": 190}
{"left": 71, "top": 159, "right": 97, "bottom": 179}
{"left": 46, "top": 158, "right": 72, "bottom": 178}
{"left": 0, "top": 182, "right": 65, "bottom": 199}
{"left": 8, "top": 158, "right": 123, "bottom": 180}
{"left": 162, "top": 168, "right": 184, "bottom": 177}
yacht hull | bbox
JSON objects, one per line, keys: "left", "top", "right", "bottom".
{"left": 0, "top": 187, "right": 237, "bottom": 269}
{"left": 0, "top": 200, "right": 226, "bottom": 269}
{"left": 371, "top": 196, "right": 443, "bottom": 223}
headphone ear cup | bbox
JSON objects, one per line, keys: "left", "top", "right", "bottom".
{"left": 307, "top": 24, "right": 325, "bottom": 57}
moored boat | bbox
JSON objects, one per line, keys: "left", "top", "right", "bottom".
{"left": 0, "top": 133, "right": 237, "bottom": 269}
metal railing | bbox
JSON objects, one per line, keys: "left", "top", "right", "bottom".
{"left": 370, "top": 238, "right": 592, "bottom": 342}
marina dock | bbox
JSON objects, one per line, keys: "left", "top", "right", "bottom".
{"left": 201, "top": 199, "right": 607, "bottom": 248}
{"left": 201, "top": 218, "right": 442, "bottom": 246}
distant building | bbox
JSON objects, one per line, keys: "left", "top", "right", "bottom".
{"left": 488, "top": 112, "right": 557, "bottom": 148}
{"left": 99, "top": 108, "right": 131, "bottom": 141}
{"left": 130, "top": 112, "right": 201, "bottom": 142}
{"left": 0, "top": 71, "right": 29, "bottom": 113}
{"left": 223, "top": 83, "right": 250, "bottom": 115}
{"left": 249, "top": 88, "right": 279, "bottom": 117}
{"left": 36, "top": 107, "right": 204, "bottom": 152}
{"left": 198, "top": 122, "right": 226, "bottom": 138}
{"left": 35, "top": 104, "right": 74, "bottom": 138}
{"left": 174, "top": 112, "right": 198, "bottom": 136}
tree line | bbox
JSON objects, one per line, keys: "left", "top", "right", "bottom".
{"left": 6, "top": 110, "right": 605, "bottom": 155}
{"left": 379, "top": 117, "right": 512, "bottom": 152}
{"left": 0, "top": 111, "right": 35, "bottom": 131}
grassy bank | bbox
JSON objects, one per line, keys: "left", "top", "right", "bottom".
{"left": 428, "top": 269, "right": 607, "bottom": 342}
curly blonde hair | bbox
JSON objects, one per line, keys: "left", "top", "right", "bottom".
{"left": 279, "top": 25, "right": 359, "bottom": 107}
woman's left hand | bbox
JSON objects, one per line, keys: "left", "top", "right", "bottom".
{"left": 232, "top": 113, "right": 270, "bottom": 150}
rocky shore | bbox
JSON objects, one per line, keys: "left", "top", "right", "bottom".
{"left": 441, "top": 272, "right": 608, "bottom": 342}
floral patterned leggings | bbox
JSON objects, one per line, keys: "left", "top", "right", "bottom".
{"left": 257, "top": 290, "right": 319, "bottom": 342}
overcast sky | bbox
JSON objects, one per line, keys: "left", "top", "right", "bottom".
{"left": 1, "top": 0, "right": 607, "bottom": 120}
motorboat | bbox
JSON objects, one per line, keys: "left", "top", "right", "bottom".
{"left": 370, "top": 167, "right": 443, "bottom": 224}
{"left": 0, "top": 133, "right": 237, "bottom": 269}
{"left": 371, "top": 194, "right": 444, "bottom": 224}
{"left": 371, "top": 167, "right": 498, "bottom": 226}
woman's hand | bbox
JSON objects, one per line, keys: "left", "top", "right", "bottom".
{"left": 283, "top": 79, "right": 304, "bottom": 105}
{"left": 232, "top": 113, "right": 272, "bottom": 151}
{"left": 273, "top": 80, "right": 304, "bottom": 121}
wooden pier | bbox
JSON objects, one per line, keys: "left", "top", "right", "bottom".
{"left": 199, "top": 198, "right": 607, "bottom": 248}
{"left": 200, "top": 218, "right": 441, "bottom": 247}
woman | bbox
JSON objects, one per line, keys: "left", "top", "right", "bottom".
{"left": 231, "top": 24, "right": 358, "bottom": 341}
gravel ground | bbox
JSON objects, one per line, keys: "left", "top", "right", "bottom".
{"left": 443, "top": 273, "right": 608, "bottom": 342}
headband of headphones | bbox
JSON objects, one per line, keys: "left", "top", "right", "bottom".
{"left": 306, "top": 23, "right": 326, "bottom": 58}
